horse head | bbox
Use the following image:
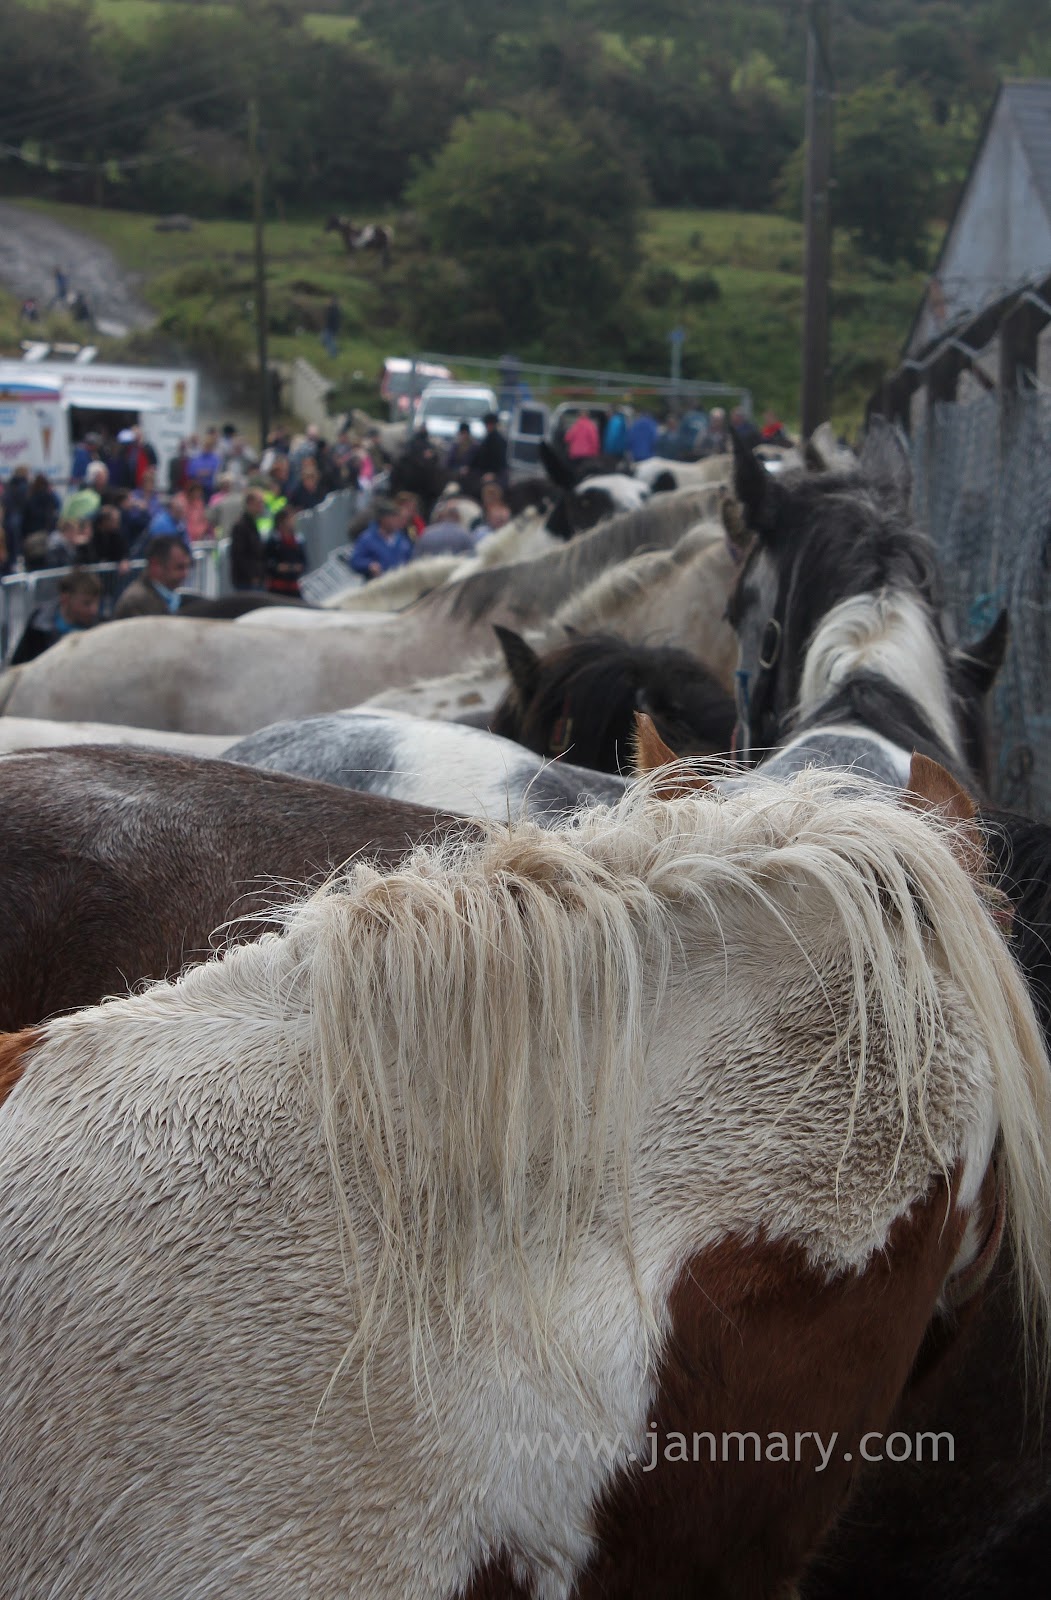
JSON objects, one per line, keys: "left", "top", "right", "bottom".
{"left": 724, "top": 436, "right": 1000, "bottom": 780}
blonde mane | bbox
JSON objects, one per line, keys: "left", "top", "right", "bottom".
{"left": 554, "top": 521, "right": 723, "bottom": 634}
{"left": 251, "top": 771, "right": 1051, "bottom": 1382}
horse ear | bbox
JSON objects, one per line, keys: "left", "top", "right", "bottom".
{"left": 858, "top": 415, "right": 912, "bottom": 510}
{"left": 493, "top": 625, "right": 540, "bottom": 701}
{"left": 953, "top": 609, "right": 1008, "bottom": 697}
{"left": 632, "top": 712, "right": 716, "bottom": 796}
{"left": 733, "top": 433, "right": 780, "bottom": 539}
{"left": 904, "top": 753, "right": 984, "bottom": 879}
{"left": 540, "top": 439, "right": 576, "bottom": 490}
{"left": 720, "top": 489, "right": 752, "bottom": 561}
{"left": 803, "top": 435, "right": 829, "bottom": 472}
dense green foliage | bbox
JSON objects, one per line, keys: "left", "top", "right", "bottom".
{"left": 405, "top": 103, "right": 647, "bottom": 353}
{"left": 2, "top": 0, "right": 1044, "bottom": 225}
{"left": 0, "top": 0, "right": 1044, "bottom": 422}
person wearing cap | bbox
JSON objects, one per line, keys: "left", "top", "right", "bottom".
{"left": 10, "top": 569, "right": 102, "bottom": 664}
{"left": 346, "top": 496, "right": 413, "bottom": 580}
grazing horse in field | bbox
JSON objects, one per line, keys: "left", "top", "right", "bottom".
{"left": 725, "top": 428, "right": 1007, "bottom": 790}
{"left": 325, "top": 214, "right": 393, "bottom": 268}
{"left": 0, "top": 492, "right": 713, "bottom": 733}
{"left": 0, "top": 759, "right": 1047, "bottom": 1598}
{"left": 489, "top": 627, "right": 736, "bottom": 772}
{"left": 226, "top": 708, "right": 626, "bottom": 818}
{"left": 0, "top": 745, "right": 475, "bottom": 1031}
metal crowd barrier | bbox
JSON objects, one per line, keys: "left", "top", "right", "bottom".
{"left": 1, "top": 541, "right": 226, "bottom": 664}
{"left": 0, "top": 487, "right": 364, "bottom": 662}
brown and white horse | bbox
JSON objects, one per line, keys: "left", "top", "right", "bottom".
{"left": 0, "top": 754, "right": 1046, "bottom": 1597}
{"left": 325, "top": 213, "right": 393, "bottom": 268}
{"left": 0, "top": 744, "right": 476, "bottom": 1032}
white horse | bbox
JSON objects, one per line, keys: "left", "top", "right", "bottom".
{"left": 364, "top": 520, "right": 741, "bottom": 723}
{"left": 0, "top": 717, "right": 233, "bottom": 757}
{"left": 0, "top": 492, "right": 712, "bottom": 734}
{"left": 225, "top": 707, "right": 626, "bottom": 820}
{"left": 0, "top": 759, "right": 1046, "bottom": 1597}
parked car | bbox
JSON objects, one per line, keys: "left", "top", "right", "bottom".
{"left": 411, "top": 382, "right": 500, "bottom": 443}
{"left": 379, "top": 357, "right": 452, "bottom": 422}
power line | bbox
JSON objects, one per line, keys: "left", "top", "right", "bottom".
{"left": 1, "top": 83, "right": 234, "bottom": 150}
{"left": 0, "top": 139, "right": 201, "bottom": 175}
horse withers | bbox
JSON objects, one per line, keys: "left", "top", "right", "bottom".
{"left": 0, "top": 753, "right": 1044, "bottom": 1598}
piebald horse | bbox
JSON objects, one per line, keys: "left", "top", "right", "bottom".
{"left": 725, "top": 429, "right": 1006, "bottom": 791}
{"left": 0, "top": 752, "right": 1046, "bottom": 1598}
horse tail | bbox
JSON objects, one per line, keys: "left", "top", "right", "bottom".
{"left": 0, "top": 666, "right": 21, "bottom": 717}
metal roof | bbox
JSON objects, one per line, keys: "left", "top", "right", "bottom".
{"left": 1003, "top": 80, "right": 1051, "bottom": 221}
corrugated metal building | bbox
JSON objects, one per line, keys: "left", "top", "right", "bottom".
{"left": 906, "top": 80, "right": 1051, "bottom": 361}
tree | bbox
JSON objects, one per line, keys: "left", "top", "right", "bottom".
{"left": 406, "top": 100, "right": 648, "bottom": 356}
{"left": 833, "top": 78, "right": 940, "bottom": 268}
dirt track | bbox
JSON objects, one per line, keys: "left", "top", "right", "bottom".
{"left": 0, "top": 202, "right": 154, "bottom": 337}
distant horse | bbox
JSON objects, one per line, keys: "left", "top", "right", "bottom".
{"left": 0, "top": 744, "right": 474, "bottom": 1032}
{"left": 325, "top": 214, "right": 393, "bottom": 269}
{"left": 725, "top": 427, "right": 1007, "bottom": 789}
{"left": 0, "top": 757, "right": 1045, "bottom": 1597}
{"left": 489, "top": 627, "right": 735, "bottom": 773}
{"left": 226, "top": 708, "right": 626, "bottom": 819}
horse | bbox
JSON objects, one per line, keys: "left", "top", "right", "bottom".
{"left": 0, "top": 492, "right": 713, "bottom": 734}
{"left": 725, "top": 429, "right": 1007, "bottom": 791}
{"left": 325, "top": 214, "right": 393, "bottom": 268}
{"left": 362, "top": 519, "right": 742, "bottom": 724}
{"left": 0, "top": 716, "right": 232, "bottom": 758}
{"left": 0, "top": 755, "right": 1045, "bottom": 1598}
{"left": 324, "top": 512, "right": 557, "bottom": 614}
{"left": 791, "top": 798, "right": 1051, "bottom": 1600}
{"left": 0, "top": 744, "right": 476, "bottom": 1033}
{"left": 489, "top": 627, "right": 736, "bottom": 773}
{"left": 225, "top": 708, "right": 627, "bottom": 819}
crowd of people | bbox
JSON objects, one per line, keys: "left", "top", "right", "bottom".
{"left": 1, "top": 395, "right": 791, "bottom": 658}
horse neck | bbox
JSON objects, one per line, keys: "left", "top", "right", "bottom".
{"left": 796, "top": 589, "right": 965, "bottom": 767}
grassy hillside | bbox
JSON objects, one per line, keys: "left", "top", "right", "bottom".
{"left": 0, "top": 200, "right": 929, "bottom": 435}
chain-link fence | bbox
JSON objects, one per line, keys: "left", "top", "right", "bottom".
{"left": 912, "top": 389, "right": 1051, "bottom": 818}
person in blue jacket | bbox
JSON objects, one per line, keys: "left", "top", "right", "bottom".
{"left": 603, "top": 408, "right": 628, "bottom": 458}
{"left": 346, "top": 496, "right": 414, "bottom": 580}
{"left": 626, "top": 410, "right": 659, "bottom": 462}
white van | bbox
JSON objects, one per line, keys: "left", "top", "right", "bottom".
{"left": 411, "top": 382, "right": 500, "bottom": 443}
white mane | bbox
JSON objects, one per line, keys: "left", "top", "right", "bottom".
{"left": 799, "top": 590, "right": 965, "bottom": 762}
{"left": 60, "top": 771, "right": 1051, "bottom": 1387}
{"left": 554, "top": 520, "right": 723, "bottom": 634}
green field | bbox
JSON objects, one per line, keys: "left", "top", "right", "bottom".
{"left": 0, "top": 199, "right": 929, "bottom": 434}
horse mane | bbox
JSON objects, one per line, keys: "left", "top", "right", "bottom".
{"left": 417, "top": 488, "right": 716, "bottom": 629}
{"left": 117, "top": 771, "right": 1046, "bottom": 1391}
{"left": 490, "top": 630, "right": 734, "bottom": 768}
{"left": 555, "top": 522, "right": 721, "bottom": 634}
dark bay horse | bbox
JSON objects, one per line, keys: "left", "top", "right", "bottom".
{"left": 0, "top": 745, "right": 473, "bottom": 1031}
{"left": 489, "top": 626, "right": 735, "bottom": 773}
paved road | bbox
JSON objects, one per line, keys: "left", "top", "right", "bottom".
{"left": 0, "top": 202, "right": 154, "bottom": 337}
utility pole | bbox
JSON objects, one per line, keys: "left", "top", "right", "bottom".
{"left": 801, "top": 0, "right": 833, "bottom": 438}
{"left": 248, "top": 97, "right": 270, "bottom": 449}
